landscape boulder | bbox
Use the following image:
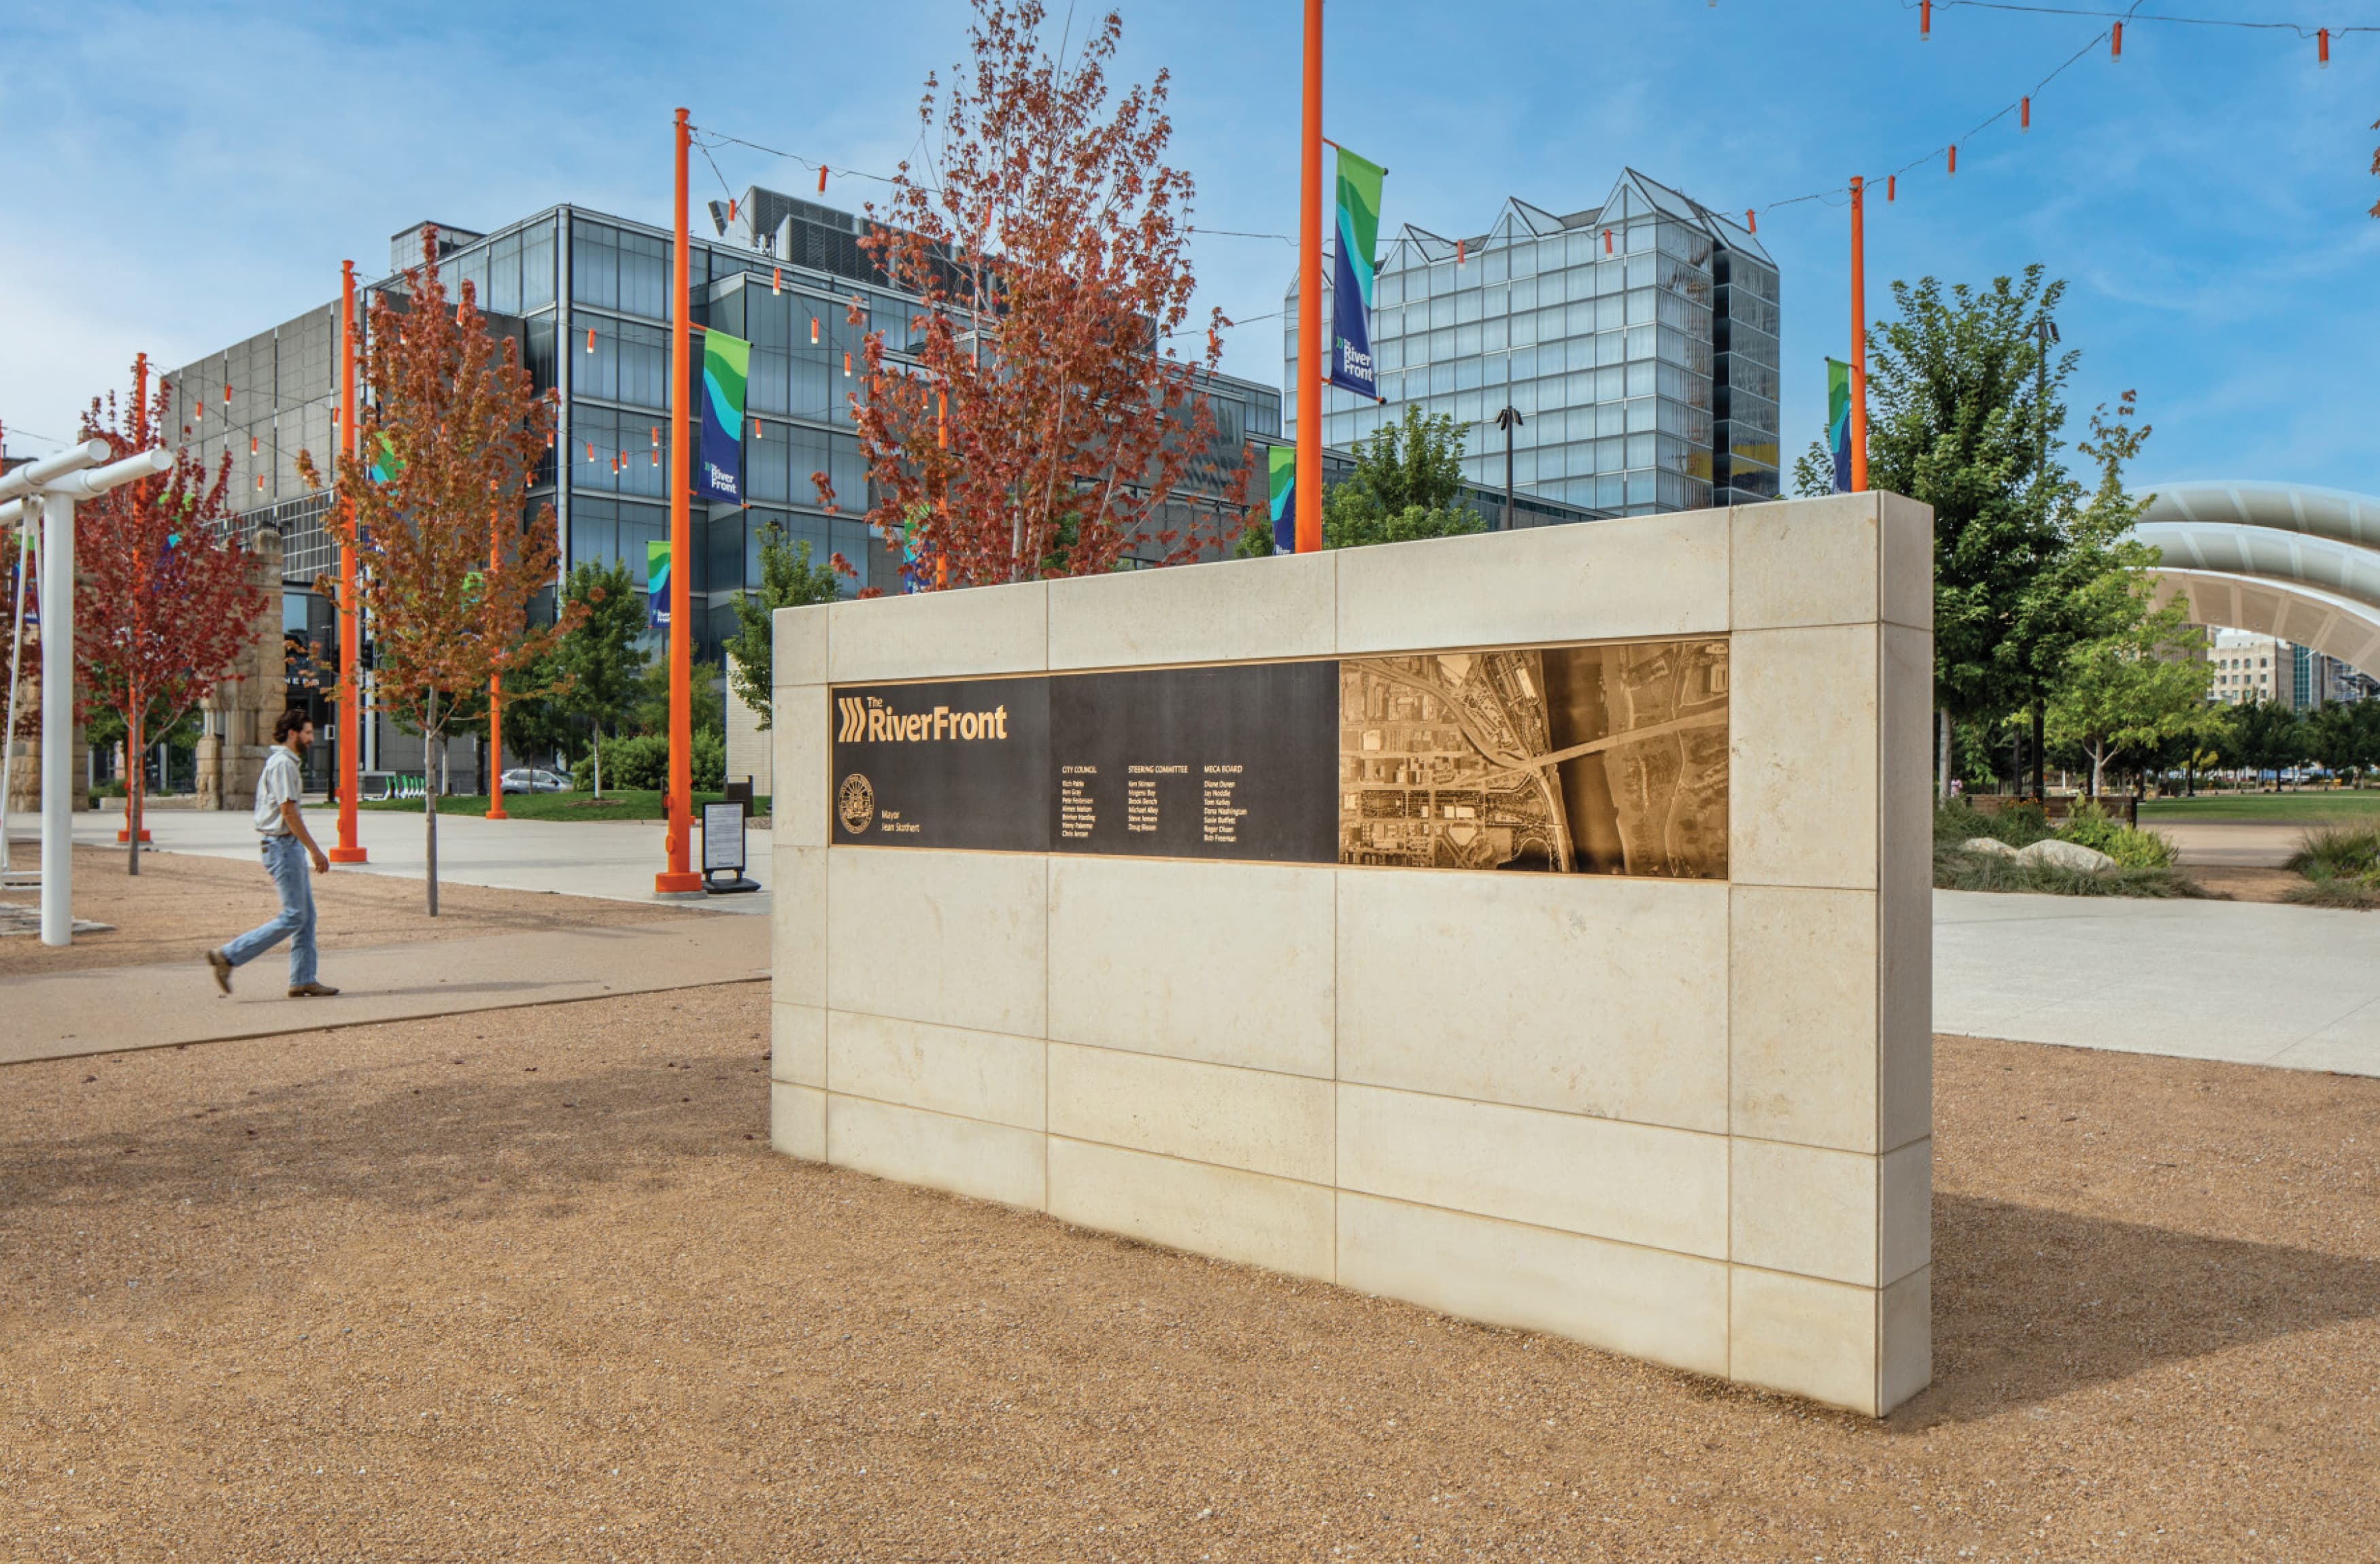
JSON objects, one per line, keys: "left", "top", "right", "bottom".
{"left": 1959, "top": 837, "right": 2019, "bottom": 858}
{"left": 2016, "top": 837, "right": 2115, "bottom": 872}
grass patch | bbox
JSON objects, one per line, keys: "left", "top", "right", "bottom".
{"left": 2139, "top": 791, "right": 2380, "bottom": 824}
{"left": 359, "top": 789, "right": 768, "bottom": 822}
{"left": 2279, "top": 823, "right": 2380, "bottom": 909}
{"left": 1933, "top": 843, "right": 2209, "bottom": 898}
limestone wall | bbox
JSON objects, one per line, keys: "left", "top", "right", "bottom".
{"left": 766, "top": 494, "right": 1935, "bottom": 1416}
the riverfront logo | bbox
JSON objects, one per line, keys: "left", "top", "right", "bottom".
{"left": 836, "top": 773, "right": 876, "bottom": 834}
{"left": 836, "top": 694, "right": 1012, "bottom": 744}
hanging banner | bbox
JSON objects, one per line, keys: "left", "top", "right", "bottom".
{"left": 698, "top": 328, "right": 749, "bottom": 505}
{"left": 1826, "top": 358, "right": 1852, "bottom": 494}
{"left": 367, "top": 432, "right": 401, "bottom": 486}
{"left": 647, "top": 539, "right": 670, "bottom": 630}
{"left": 1329, "top": 146, "right": 1385, "bottom": 402}
{"left": 1268, "top": 444, "right": 1298, "bottom": 555}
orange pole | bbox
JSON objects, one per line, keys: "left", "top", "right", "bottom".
{"left": 483, "top": 505, "right": 507, "bottom": 819}
{"left": 329, "top": 260, "right": 368, "bottom": 862}
{"left": 1294, "top": 0, "right": 1323, "bottom": 554}
{"left": 1848, "top": 175, "right": 1869, "bottom": 494}
{"left": 657, "top": 107, "right": 702, "bottom": 894}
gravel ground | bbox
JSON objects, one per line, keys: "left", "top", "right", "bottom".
{"left": 3, "top": 992, "right": 2376, "bottom": 1562}
{"left": 0, "top": 843, "right": 709, "bottom": 977}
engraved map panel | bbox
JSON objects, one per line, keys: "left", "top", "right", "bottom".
{"left": 1337, "top": 641, "right": 1729, "bottom": 878}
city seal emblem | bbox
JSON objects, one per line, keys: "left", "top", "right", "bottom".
{"left": 836, "top": 773, "right": 875, "bottom": 834}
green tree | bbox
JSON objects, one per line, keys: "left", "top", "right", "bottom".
{"left": 724, "top": 524, "right": 840, "bottom": 730}
{"left": 2044, "top": 593, "right": 2213, "bottom": 796}
{"left": 2307, "top": 699, "right": 2380, "bottom": 785}
{"left": 549, "top": 558, "right": 649, "bottom": 798}
{"left": 634, "top": 656, "right": 724, "bottom": 741}
{"left": 2228, "top": 698, "right": 2308, "bottom": 789}
{"left": 1236, "top": 408, "right": 1486, "bottom": 558}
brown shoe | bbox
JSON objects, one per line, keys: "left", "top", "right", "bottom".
{"left": 205, "top": 949, "right": 233, "bottom": 996}
{"left": 287, "top": 982, "right": 340, "bottom": 998}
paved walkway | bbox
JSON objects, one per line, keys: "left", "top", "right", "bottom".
{"left": 1935, "top": 889, "right": 2380, "bottom": 1077}
{"left": 22, "top": 802, "right": 774, "bottom": 915}
{"left": 0, "top": 915, "right": 768, "bottom": 1067}
{"left": 2153, "top": 820, "right": 2307, "bottom": 868}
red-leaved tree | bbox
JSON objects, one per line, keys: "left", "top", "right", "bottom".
{"left": 830, "top": 0, "right": 1238, "bottom": 588}
{"left": 301, "top": 230, "right": 580, "bottom": 915}
{"left": 76, "top": 357, "right": 268, "bottom": 875}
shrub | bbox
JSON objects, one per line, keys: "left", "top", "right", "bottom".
{"left": 2285, "top": 824, "right": 2380, "bottom": 880}
{"left": 1933, "top": 841, "right": 2207, "bottom": 898}
{"left": 567, "top": 730, "right": 724, "bottom": 793}
{"left": 1934, "top": 798, "right": 2054, "bottom": 847}
{"left": 2058, "top": 804, "right": 2178, "bottom": 869}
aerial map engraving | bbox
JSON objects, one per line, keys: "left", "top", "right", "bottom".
{"left": 1338, "top": 640, "right": 1730, "bottom": 878}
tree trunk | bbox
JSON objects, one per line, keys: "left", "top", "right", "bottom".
{"left": 1937, "top": 709, "right": 1953, "bottom": 804}
{"left": 592, "top": 726, "right": 602, "bottom": 800}
{"left": 2088, "top": 746, "right": 2106, "bottom": 800}
{"left": 424, "top": 692, "right": 441, "bottom": 918}
{"left": 2032, "top": 699, "right": 2047, "bottom": 803}
{"left": 126, "top": 699, "right": 143, "bottom": 877}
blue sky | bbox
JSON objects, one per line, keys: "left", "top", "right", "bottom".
{"left": 3, "top": 0, "right": 2374, "bottom": 494}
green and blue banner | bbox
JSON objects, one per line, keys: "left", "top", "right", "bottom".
{"left": 1268, "top": 444, "right": 1298, "bottom": 554}
{"left": 1329, "top": 146, "right": 1384, "bottom": 402}
{"left": 698, "top": 329, "right": 750, "bottom": 505}
{"left": 647, "top": 539, "right": 670, "bottom": 630}
{"left": 367, "top": 431, "right": 401, "bottom": 486}
{"left": 1826, "top": 358, "right": 1852, "bottom": 494}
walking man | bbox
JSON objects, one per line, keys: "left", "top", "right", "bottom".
{"left": 205, "top": 709, "right": 339, "bottom": 998}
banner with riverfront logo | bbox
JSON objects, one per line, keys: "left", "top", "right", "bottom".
{"left": 1826, "top": 357, "right": 1852, "bottom": 494}
{"left": 828, "top": 639, "right": 1733, "bottom": 877}
{"left": 1268, "top": 444, "right": 1298, "bottom": 554}
{"left": 698, "top": 329, "right": 749, "bottom": 504}
{"left": 1329, "top": 146, "right": 1384, "bottom": 402}
{"left": 646, "top": 539, "right": 670, "bottom": 630}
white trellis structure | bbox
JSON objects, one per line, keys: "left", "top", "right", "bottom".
{"left": 0, "top": 441, "right": 175, "bottom": 945}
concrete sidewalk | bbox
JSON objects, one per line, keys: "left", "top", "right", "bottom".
{"left": 1934, "top": 888, "right": 2380, "bottom": 1077}
{"left": 16, "top": 803, "right": 773, "bottom": 914}
{"left": 2152, "top": 820, "right": 2309, "bottom": 868}
{"left": 0, "top": 915, "right": 768, "bottom": 1067}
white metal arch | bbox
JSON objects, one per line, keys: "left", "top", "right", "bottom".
{"left": 2149, "top": 569, "right": 2380, "bottom": 674}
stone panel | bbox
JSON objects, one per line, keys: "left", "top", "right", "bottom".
{"left": 1730, "top": 494, "right": 1880, "bottom": 631}
{"left": 828, "top": 1093, "right": 1047, "bottom": 1210}
{"left": 1729, "top": 625, "right": 1880, "bottom": 891}
{"left": 770, "top": 1002, "right": 825, "bottom": 1087}
{"left": 1337, "top": 1085, "right": 1727, "bottom": 1257}
{"left": 1048, "top": 857, "right": 1335, "bottom": 1077}
{"left": 826, "top": 848, "right": 1047, "bottom": 1037}
{"left": 1337, "top": 871, "right": 1729, "bottom": 1133}
{"left": 1730, "top": 885, "right": 1879, "bottom": 1153}
{"left": 828, "top": 1011, "right": 1047, "bottom": 1131}
{"left": 1729, "top": 1266, "right": 1880, "bottom": 1415}
{"left": 1048, "top": 1042, "right": 1331, "bottom": 1183}
{"left": 1338, "top": 1194, "right": 1729, "bottom": 1378}
{"left": 1047, "top": 551, "right": 1334, "bottom": 671}
{"left": 1335, "top": 509, "right": 1729, "bottom": 654}
{"left": 1047, "top": 1137, "right": 1334, "bottom": 1280}
{"left": 827, "top": 579, "right": 1047, "bottom": 683}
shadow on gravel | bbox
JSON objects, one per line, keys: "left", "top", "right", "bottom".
{"left": 1912, "top": 1191, "right": 2380, "bottom": 1424}
{"left": 0, "top": 1035, "right": 768, "bottom": 1222}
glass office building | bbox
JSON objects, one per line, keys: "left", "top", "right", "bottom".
{"left": 163, "top": 187, "right": 1278, "bottom": 775}
{"left": 1287, "top": 169, "right": 1780, "bottom": 516}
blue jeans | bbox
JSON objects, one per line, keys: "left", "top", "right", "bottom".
{"left": 222, "top": 835, "right": 318, "bottom": 986}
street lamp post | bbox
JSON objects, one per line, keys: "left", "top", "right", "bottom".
{"left": 1494, "top": 405, "right": 1524, "bottom": 530}
{"left": 0, "top": 443, "right": 176, "bottom": 945}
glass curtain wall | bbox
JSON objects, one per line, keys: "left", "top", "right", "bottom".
{"left": 1284, "top": 172, "right": 1779, "bottom": 517}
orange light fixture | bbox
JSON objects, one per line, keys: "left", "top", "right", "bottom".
{"left": 2111, "top": 20, "right": 2122, "bottom": 58}
{"left": 250, "top": 436, "right": 259, "bottom": 454}
{"left": 1920, "top": 0, "right": 1930, "bottom": 39}
{"left": 810, "top": 317, "right": 820, "bottom": 344}
{"left": 772, "top": 267, "right": 782, "bottom": 294}
{"left": 2318, "top": 27, "right": 2330, "bottom": 66}
{"left": 1948, "top": 144, "right": 1957, "bottom": 176}
{"left": 843, "top": 351, "right": 853, "bottom": 377}
{"left": 1744, "top": 209, "right": 1755, "bottom": 233}
{"left": 816, "top": 165, "right": 828, "bottom": 194}
{"left": 1455, "top": 239, "right": 1465, "bottom": 265}
{"left": 586, "top": 327, "right": 596, "bottom": 354}
{"left": 2021, "top": 96, "right": 2031, "bottom": 132}
{"left": 1887, "top": 174, "right": 1896, "bottom": 202}
{"left": 1602, "top": 228, "right": 1612, "bottom": 255}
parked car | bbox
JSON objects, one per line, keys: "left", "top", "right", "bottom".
{"left": 499, "top": 768, "right": 572, "bottom": 794}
